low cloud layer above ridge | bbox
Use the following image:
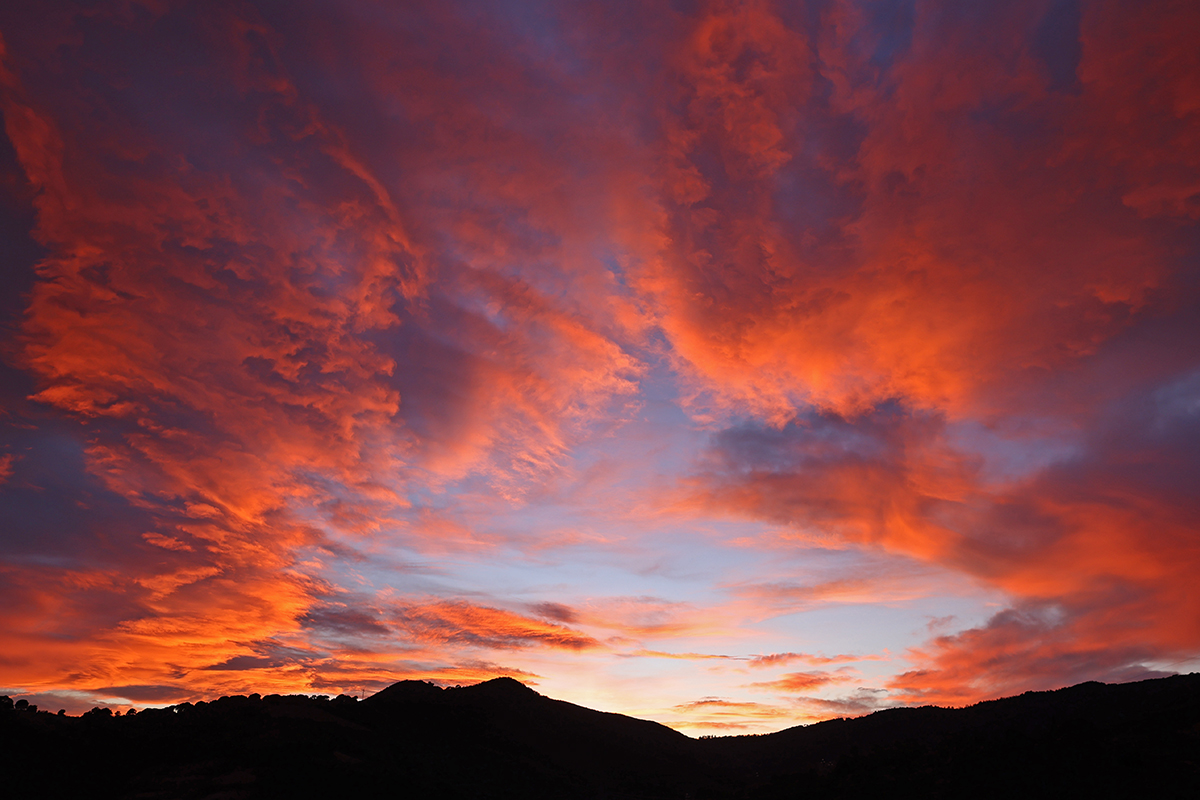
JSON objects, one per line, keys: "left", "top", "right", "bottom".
{"left": 0, "top": 0, "right": 1197, "bottom": 729}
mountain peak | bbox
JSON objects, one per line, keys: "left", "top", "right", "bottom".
{"left": 364, "top": 676, "right": 539, "bottom": 706}
{"left": 364, "top": 679, "right": 443, "bottom": 705}
{"left": 4, "top": 673, "right": 1198, "bottom": 797}
{"left": 453, "top": 676, "right": 539, "bottom": 702}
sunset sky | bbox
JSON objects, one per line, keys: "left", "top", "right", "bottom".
{"left": 1, "top": 0, "right": 1198, "bottom": 735}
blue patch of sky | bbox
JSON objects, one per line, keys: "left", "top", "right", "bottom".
{"left": 864, "top": 0, "right": 916, "bottom": 74}
{"left": 1031, "top": 0, "right": 1082, "bottom": 94}
{"left": 0, "top": 427, "right": 159, "bottom": 562}
{"left": 944, "top": 418, "right": 1080, "bottom": 485}
{"left": 1151, "top": 367, "right": 1200, "bottom": 429}
{"left": 757, "top": 585, "right": 1003, "bottom": 671}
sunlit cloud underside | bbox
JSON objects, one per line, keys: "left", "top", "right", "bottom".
{"left": 1, "top": 0, "right": 1198, "bottom": 734}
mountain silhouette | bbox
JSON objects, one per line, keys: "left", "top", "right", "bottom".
{"left": 2, "top": 674, "right": 1198, "bottom": 798}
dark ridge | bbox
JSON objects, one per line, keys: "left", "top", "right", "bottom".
{"left": 362, "top": 678, "right": 444, "bottom": 704}
{"left": 453, "top": 675, "right": 540, "bottom": 701}
{"left": 2, "top": 674, "right": 1198, "bottom": 799}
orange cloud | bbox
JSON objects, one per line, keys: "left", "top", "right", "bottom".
{"left": 0, "top": 0, "right": 645, "bottom": 704}
{"left": 634, "top": 0, "right": 1192, "bottom": 425}
{"left": 648, "top": 0, "right": 1200, "bottom": 705}
{"left": 628, "top": 650, "right": 734, "bottom": 662}
{"left": 0, "top": 0, "right": 1197, "bottom": 724}
{"left": 668, "top": 697, "right": 793, "bottom": 730}
{"left": 572, "top": 596, "right": 715, "bottom": 640}
{"left": 391, "top": 600, "right": 602, "bottom": 651}
{"left": 748, "top": 669, "right": 856, "bottom": 693}
{"left": 886, "top": 605, "right": 1176, "bottom": 707}
{"left": 787, "top": 689, "right": 891, "bottom": 722}
{"left": 748, "top": 652, "right": 879, "bottom": 668}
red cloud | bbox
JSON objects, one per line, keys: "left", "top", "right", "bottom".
{"left": 668, "top": 697, "right": 793, "bottom": 730}
{"left": 392, "top": 600, "right": 601, "bottom": 651}
{"left": 0, "top": 0, "right": 1197, "bottom": 721}
{"left": 887, "top": 605, "right": 1176, "bottom": 707}
{"left": 635, "top": 0, "right": 1196, "bottom": 425}
{"left": 654, "top": 0, "right": 1200, "bottom": 705}
{"left": 748, "top": 652, "right": 879, "bottom": 668}
{"left": 748, "top": 670, "right": 856, "bottom": 693}
{"left": 0, "top": 0, "right": 639, "bottom": 702}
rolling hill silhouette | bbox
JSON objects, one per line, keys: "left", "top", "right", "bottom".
{"left": 2, "top": 673, "right": 1198, "bottom": 798}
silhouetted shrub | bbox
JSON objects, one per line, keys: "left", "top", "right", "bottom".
{"left": 15, "top": 699, "right": 28, "bottom": 711}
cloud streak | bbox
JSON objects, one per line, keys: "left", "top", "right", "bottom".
{"left": 0, "top": 0, "right": 1197, "bottom": 729}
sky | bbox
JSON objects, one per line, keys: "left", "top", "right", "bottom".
{"left": 1, "top": 0, "right": 1198, "bottom": 735}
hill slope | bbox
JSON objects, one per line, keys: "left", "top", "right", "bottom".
{"left": 2, "top": 674, "right": 1198, "bottom": 798}
{"left": 706, "top": 673, "right": 1200, "bottom": 798}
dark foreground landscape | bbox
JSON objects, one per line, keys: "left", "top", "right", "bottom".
{"left": 3, "top": 674, "right": 1198, "bottom": 799}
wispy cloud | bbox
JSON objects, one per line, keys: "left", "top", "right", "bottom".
{"left": 0, "top": 0, "right": 1197, "bottom": 726}
{"left": 747, "top": 669, "right": 857, "bottom": 693}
